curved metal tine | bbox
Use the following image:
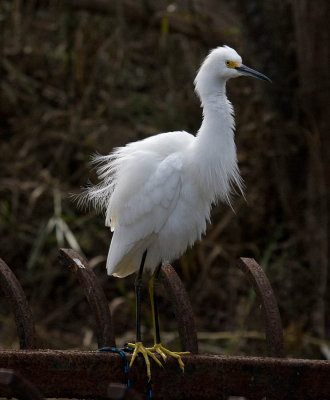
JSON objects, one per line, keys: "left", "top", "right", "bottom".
{"left": 0, "top": 368, "right": 44, "bottom": 400}
{"left": 0, "top": 259, "right": 36, "bottom": 349}
{"left": 59, "top": 248, "right": 116, "bottom": 348}
{"left": 160, "top": 263, "right": 198, "bottom": 354}
{"left": 237, "top": 258, "right": 284, "bottom": 358}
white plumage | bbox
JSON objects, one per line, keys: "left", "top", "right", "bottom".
{"left": 83, "top": 46, "right": 271, "bottom": 277}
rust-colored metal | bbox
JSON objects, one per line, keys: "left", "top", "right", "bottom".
{"left": 0, "top": 368, "right": 43, "bottom": 400}
{"left": 59, "top": 248, "right": 116, "bottom": 348}
{"left": 0, "top": 350, "right": 329, "bottom": 399}
{"left": 237, "top": 257, "right": 284, "bottom": 358}
{"left": 0, "top": 259, "right": 36, "bottom": 349}
{"left": 160, "top": 263, "right": 198, "bottom": 354}
{"left": 0, "top": 251, "right": 328, "bottom": 399}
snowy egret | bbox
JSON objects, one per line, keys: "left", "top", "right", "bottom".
{"left": 82, "top": 45, "right": 271, "bottom": 378}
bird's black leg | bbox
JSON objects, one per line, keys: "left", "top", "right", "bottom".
{"left": 135, "top": 249, "right": 147, "bottom": 343}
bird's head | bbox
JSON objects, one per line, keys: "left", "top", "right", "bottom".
{"left": 194, "top": 46, "right": 271, "bottom": 100}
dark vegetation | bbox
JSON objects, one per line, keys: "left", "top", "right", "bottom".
{"left": 1, "top": 0, "right": 329, "bottom": 360}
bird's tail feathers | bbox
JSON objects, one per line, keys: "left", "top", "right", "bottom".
{"left": 106, "top": 246, "right": 138, "bottom": 278}
{"left": 106, "top": 232, "right": 154, "bottom": 278}
{"left": 74, "top": 151, "right": 122, "bottom": 213}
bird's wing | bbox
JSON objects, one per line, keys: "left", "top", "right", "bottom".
{"left": 82, "top": 130, "right": 193, "bottom": 218}
{"left": 106, "top": 152, "right": 183, "bottom": 275}
{"left": 111, "top": 152, "right": 182, "bottom": 229}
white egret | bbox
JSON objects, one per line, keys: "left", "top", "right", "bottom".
{"left": 82, "top": 45, "right": 271, "bottom": 378}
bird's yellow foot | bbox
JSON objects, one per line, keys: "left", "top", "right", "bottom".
{"left": 148, "top": 343, "right": 190, "bottom": 372}
{"left": 127, "top": 341, "right": 163, "bottom": 379}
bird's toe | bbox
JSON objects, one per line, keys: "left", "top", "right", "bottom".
{"left": 148, "top": 343, "right": 189, "bottom": 372}
{"left": 127, "top": 341, "right": 163, "bottom": 379}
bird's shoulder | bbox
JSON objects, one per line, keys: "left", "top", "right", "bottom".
{"left": 121, "top": 130, "right": 194, "bottom": 158}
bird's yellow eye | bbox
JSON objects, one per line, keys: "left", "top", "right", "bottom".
{"left": 225, "top": 60, "right": 241, "bottom": 69}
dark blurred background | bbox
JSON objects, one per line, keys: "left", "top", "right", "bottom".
{"left": 0, "top": 0, "right": 329, "bottom": 359}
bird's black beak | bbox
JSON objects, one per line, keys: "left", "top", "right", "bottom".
{"left": 235, "top": 64, "right": 272, "bottom": 83}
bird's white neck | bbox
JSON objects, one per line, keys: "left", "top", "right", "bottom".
{"left": 191, "top": 84, "right": 242, "bottom": 204}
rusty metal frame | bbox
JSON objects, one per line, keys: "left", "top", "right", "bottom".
{"left": 0, "top": 258, "right": 36, "bottom": 349}
{"left": 160, "top": 262, "right": 198, "bottom": 353}
{"left": 59, "top": 248, "right": 116, "bottom": 348}
{"left": 0, "top": 350, "right": 329, "bottom": 399}
{"left": 0, "top": 249, "right": 329, "bottom": 399}
{"left": 237, "top": 257, "right": 284, "bottom": 357}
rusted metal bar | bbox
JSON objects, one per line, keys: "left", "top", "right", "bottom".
{"left": 160, "top": 263, "right": 199, "bottom": 353}
{"left": 237, "top": 257, "right": 284, "bottom": 358}
{"left": 0, "top": 258, "right": 36, "bottom": 349}
{"left": 59, "top": 248, "right": 116, "bottom": 348}
{"left": 0, "top": 368, "right": 44, "bottom": 400}
{"left": 0, "top": 350, "right": 329, "bottom": 399}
